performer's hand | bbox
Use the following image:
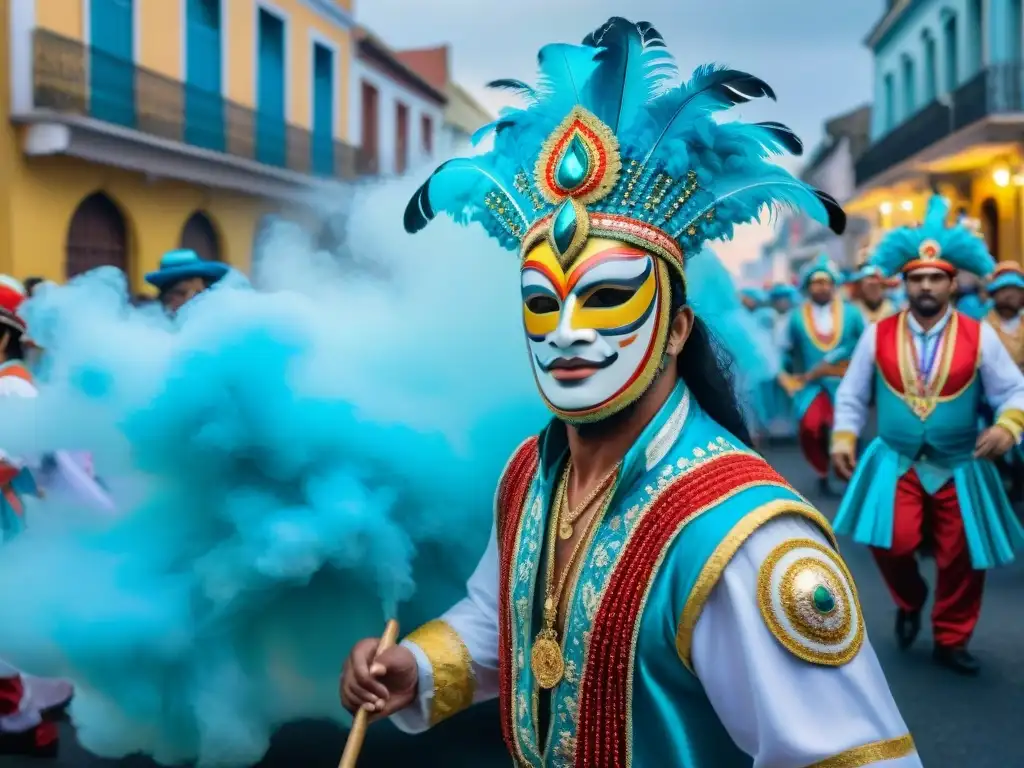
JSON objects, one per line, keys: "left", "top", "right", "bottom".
{"left": 973, "top": 426, "right": 1015, "bottom": 460}
{"left": 340, "top": 638, "right": 419, "bottom": 718}
{"left": 831, "top": 450, "right": 857, "bottom": 481}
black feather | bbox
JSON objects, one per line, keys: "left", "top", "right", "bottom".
{"left": 581, "top": 17, "right": 617, "bottom": 47}
{"left": 404, "top": 179, "right": 436, "bottom": 234}
{"left": 754, "top": 121, "right": 803, "bottom": 155}
{"left": 717, "top": 72, "right": 776, "bottom": 102}
{"left": 486, "top": 78, "right": 535, "bottom": 98}
{"left": 816, "top": 190, "right": 846, "bottom": 235}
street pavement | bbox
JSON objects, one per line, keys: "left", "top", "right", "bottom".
{"left": 15, "top": 442, "right": 1024, "bottom": 767}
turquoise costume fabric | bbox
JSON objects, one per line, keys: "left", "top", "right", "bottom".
{"left": 507, "top": 380, "right": 826, "bottom": 765}
{"left": 785, "top": 300, "right": 865, "bottom": 420}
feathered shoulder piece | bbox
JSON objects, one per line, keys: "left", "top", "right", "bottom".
{"left": 870, "top": 195, "right": 995, "bottom": 278}
{"left": 404, "top": 17, "right": 845, "bottom": 279}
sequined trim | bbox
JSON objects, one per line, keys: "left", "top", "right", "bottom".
{"left": 675, "top": 500, "right": 835, "bottom": 670}
{"left": 644, "top": 389, "right": 690, "bottom": 470}
{"left": 806, "top": 734, "right": 916, "bottom": 767}
{"left": 757, "top": 538, "right": 864, "bottom": 667}
{"left": 404, "top": 619, "right": 476, "bottom": 727}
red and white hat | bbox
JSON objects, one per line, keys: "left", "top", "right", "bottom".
{"left": 0, "top": 275, "right": 28, "bottom": 335}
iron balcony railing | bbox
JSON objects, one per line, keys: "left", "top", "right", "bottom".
{"left": 31, "top": 29, "right": 372, "bottom": 181}
{"left": 855, "top": 62, "right": 1024, "bottom": 187}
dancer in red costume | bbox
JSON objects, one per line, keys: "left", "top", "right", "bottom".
{"left": 0, "top": 275, "right": 73, "bottom": 758}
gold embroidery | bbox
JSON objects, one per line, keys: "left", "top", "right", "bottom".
{"left": 621, "top": 472, "right": 794, "bottom": 768}
{"left": 675, "top": 499, "right": 835, "bottom": 669}
{"left": 805, "top": 734, "right": 916, "bottom": 767}
{"left": 405, "top": 619, "right": 476, "bottom": 727}
{"left": 802, "top": 298, "right": 845, "bottom": 353}
{"left": 757, "top": 538, "right": 864, "bottom": 667}
{"left": 889, "top": 310, "right": 976, "bottom": 419}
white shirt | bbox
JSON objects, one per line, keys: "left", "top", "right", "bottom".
{"left": 391, "top": 517, "right": 920, "bottom": 767}
{"left": 998, "top": 314, "right": 1021, "bottom": 334}
{"left": 776, "top": 302, "right": 834, "bottom": 353}
{"left": 833, "top": 308, "right": 1024, "bottom": 436}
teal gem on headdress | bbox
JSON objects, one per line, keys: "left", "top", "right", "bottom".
{"left": 555, "top": 135, "right": 590, "bottom": 191}
{"left": 552, "top": 200, "right": 578, "bottom": 255}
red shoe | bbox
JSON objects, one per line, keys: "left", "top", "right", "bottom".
{"left": 0, "top": 721, "right": 60, "bottom": 758}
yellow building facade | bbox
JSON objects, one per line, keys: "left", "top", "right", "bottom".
{"left": 1, "top": 0, "right": 359, "bottom": 290}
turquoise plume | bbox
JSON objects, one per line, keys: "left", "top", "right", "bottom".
{"left": 403, "top": 17, "right": 845, "bottom": 257}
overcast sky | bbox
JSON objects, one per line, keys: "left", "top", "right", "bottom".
{"left": 356, "top": 0, "right": 883, "bottom": 274}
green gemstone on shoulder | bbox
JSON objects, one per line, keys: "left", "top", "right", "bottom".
{"left": 812, "top": 584, "right": 836, "bottom": 614}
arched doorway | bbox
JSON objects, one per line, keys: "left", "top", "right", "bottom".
{"left": 980, "top": 197, "right": 999, "bottom": 256}
{"left": 65, "top": 192, "right": 129, "bottom": 278}
{"left": 179, "top": 210, "right": 221, "bottom": 261}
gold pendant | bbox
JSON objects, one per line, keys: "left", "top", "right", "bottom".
{"left": 530, "top": 633, "right": 565, "bottom": 689}
{"left": 558, "top": 519, "right": 574, "bottom": 540}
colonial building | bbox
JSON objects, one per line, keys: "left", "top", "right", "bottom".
{"left": 847, "top": 0, "right": 1024, "bottom": 266}
{"left": 1, "top": 0, "right": 363, "bottom": 286}
{"left": 349, "top": 28, "right": 445, "bottom": 177}
{"left": 789, "top": 105, "right": 873, "bottom": 272}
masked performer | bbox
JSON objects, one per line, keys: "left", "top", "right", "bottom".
{"left": 0, "top": 275, "right": 73, "bottom": 758}
{"left": 851, "top": 264, "right": 897, "bottom": 325}
{"left": 831, "top": 196, "right": 1024, "bottom": 676}
{"left": 776, "top": 254, "right": 865, "bottom": 495}
{"left": 340, "top": 18, "right": 919, "bottom": 768}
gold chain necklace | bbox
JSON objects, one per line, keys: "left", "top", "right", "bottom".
{"left": 558, "top": 462, "right": 620, "bottom": 540}
{"left": 531, "top": 463, "right": 614, "bottom": 690}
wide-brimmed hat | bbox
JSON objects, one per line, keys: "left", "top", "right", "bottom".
{"left": 0, "top": 275, "right": 27, "bottom": 336}
{"left": 144, "top": 249, "right": 230, "bottom": 291}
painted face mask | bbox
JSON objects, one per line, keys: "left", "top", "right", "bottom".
{"left": 521, "top": 236, "right": 672, "bottom": 423}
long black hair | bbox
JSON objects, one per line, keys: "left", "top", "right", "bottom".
{"left": 0, "top": 325, "right": 24, "bottom": 362}
{"left": 670, "top": 272, "right": 753, "bottom": 447}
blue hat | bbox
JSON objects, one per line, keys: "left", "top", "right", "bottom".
{"left": 851, "top": 264, "right": 886, "bottom": 282}
{"left": 871, "top": 195, "right": 995, "bottom": 278}
{"left": 799, "top": 253, "right": 841, "bottom": 288}
{"left": 740, "top": 287, "right": 768, "bottom": 306}
{"left": 988, "top": 262, "right": 1024, "bottom": 293}
{"left": 768, "top": 282, "right": 799, "bottom": 303}
{"left": 145, "top": 249, "right": 230, "bottom": 291}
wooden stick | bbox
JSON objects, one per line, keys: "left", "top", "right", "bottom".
{"left": 339, "top": 619, "right": 400, "bottom": 768}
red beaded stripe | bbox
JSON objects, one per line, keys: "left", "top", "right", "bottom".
{"left": 495, "top": 436, "right": 540, "bottom": 756}
{"left": 574, "top": 453, "right": 788, "bottom": 768}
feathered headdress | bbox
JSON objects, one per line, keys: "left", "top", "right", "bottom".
{"left": 852, "top": 264, "right": 886, "bottom": 282}
{"left": 988, "top": 261, "right": 1024, "bottom": 293}
{"left": 0, "top": 275, "right": 27, "bottom": 335}
{"left": 870, "top": 195, "right": 995, "bottom": 278}
{"left": 404, "top": 17, "right": 844, "bottom": 279}
{"left": 798, "top": 253, "right": 841, "bottom": 288}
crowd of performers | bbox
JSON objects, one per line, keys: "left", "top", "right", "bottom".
{"left": 739, "top": 197, "right": 1024, "bottom": 677}
{"left": 0, "top": 16, "right": 1023, "bottom": 768}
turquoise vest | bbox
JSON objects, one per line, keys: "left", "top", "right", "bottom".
{"left": 503, "top": 382, "right": 832, "bottom": 767}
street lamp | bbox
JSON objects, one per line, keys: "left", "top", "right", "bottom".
{"left": 900, "top": 200, "right": 913, "bottom": 211}
{"left": 993, "top": 166, "right": 1011, "bottom": 187}
{"left": 879, "top": 201, "right": 893, "bottom": 215}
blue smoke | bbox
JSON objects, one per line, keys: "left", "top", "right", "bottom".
{"left": 0, "top": 177, "right": 546, "bottom": 766}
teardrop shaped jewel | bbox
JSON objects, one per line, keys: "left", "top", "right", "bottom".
{"left": 555, "top": 135, "right": 590, "bottom": 191}
{"left": 552, "top": 200, "right": 578, "bottom": 256}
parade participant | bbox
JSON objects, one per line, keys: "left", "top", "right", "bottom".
{"left": 985, "top": 261, "right": 1024, "bottom": 371}
{"left": 831, "top": 195, "right": 1024, "bottom": 676}
{"left": 739, "top": 286, "right": 766, "bottom": 311}
{"left": 768, "top": 281, "right": 799, "bottom": 316}
{"left": 341, "top": 18, "right": 919, "bottom": 767}
{"left": 776, "top": 254, "right": 865, "bottom": 495}
{"left": 145, "top": 249, "right": 229, "bottom": 315}
{"left": 0, "top": 275, "right": 72, "bottom": 758}
{"left": 851, "top": 264, "right": 897, "bottom": 324}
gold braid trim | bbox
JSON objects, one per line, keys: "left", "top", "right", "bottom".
{"left": 805, "top": 734, "right": 916, "bottom": 767}
{"left": 830, "top": 431, "right": 857, "bottom": 455}
{"left": 675, "top": 499, "right": 835, "bottom": 670}
{"left": 404, "top": 619, "right": 476, "bottom": 727}
{"left": 995, "top": 408, "right": 1024, "bottom": 442}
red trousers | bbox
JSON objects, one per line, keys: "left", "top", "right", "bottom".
{"left": 870, "top": 469, "right": 984, "bottom": 647}
{"left": 0, "top": 674, "right": 23, "bottom": 717}
{"left": 799, "top": 391, "right": 833, "bottom": 478}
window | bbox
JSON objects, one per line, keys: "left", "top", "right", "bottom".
{"left": 395, "top": 101, "right": 409, "bottom": 174}
{"left": 944, "top": 14, "right": 959, "bottom": 91}
{"left": 923, "top": 32, "right": 937, "bottom": 102}
{"left": 883, "top": 73, "right": 895, "bottom": 131}
{"left": 422, "top": 114, "right": 433, "bottom": 155}
{"left": 360, "top": 81, "right": 379, "bottom": 174}
{"left": 311, "top": 42, "right": 335, "bottom": 176}
{"left": 900, "top": 54, "right": 916, "bottom": 117}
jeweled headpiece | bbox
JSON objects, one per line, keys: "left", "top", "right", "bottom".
{"left": 404, "top": 18, "right": 845, "bottom": 278}
{"left": 871, "top": 195, "right": 995, "bottom": 278}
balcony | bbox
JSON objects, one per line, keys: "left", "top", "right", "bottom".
{"left": 17, "top": 30, "right": 373, "bottom": 198}
{"left": 855, "top": 63, "right": 1024, "bottom": 187}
